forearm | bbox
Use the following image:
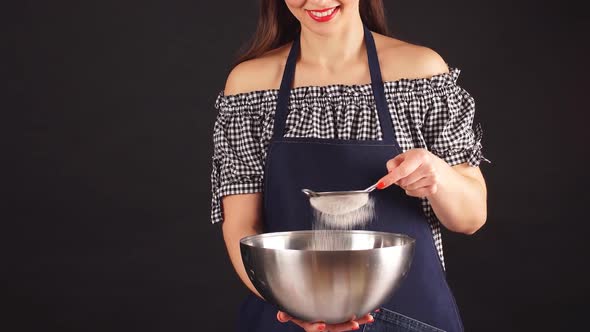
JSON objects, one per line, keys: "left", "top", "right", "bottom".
{"left": 427, "top": 158, "right": 487, "bottom": 234}
{"left": 222, "top": 221, "right": 264, "bottom": 299}
{"left": 220, "top": 193, "right": 265, "bottom": 299}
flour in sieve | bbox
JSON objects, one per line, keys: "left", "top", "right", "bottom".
{"left": 309, "top": 194, "right": 369, "bottom": 215}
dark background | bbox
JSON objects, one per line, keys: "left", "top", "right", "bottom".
{"left": 11, "top": 0, "right": 589, "bottom": 331}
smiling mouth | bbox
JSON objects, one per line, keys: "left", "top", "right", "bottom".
{"left": 306, "top": 6, "right": 340, "bottom": 22}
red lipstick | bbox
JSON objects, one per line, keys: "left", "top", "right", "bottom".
{"left": 306, "top": 6, "right": 340, "bottom": 23}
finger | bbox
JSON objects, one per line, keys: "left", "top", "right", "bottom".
{"left": 325, "top": 320, "right": 360, "bottom": 331}
{"left": 403, "top": 176, "right": 435, "bottom": 191}
{"left": 377, "top": 162, "right": 419, "bottom": 189}
{"left": 278, "top": 312, "right": 326, "bottom": 332}
{"left": 277, "top": 311, "right": 291, "bottom": 323}
{"left": 397, "top": 173, "right": 428, "bottom": 189}
{"left": 353, "top": 313, "right": 374, "bottom": 325}
{"left": 379, "top": 157, "right": 422, "bottom": 188}
{"left": 377, "top": 155, "right": 405, "bottom": 189}
{"left": 307, "top": 322, "right": 327, "bottom": 331}
{"left": 386, "top": 153, "right": 405, "bottom": 173}
{"left": 397, "top": 162, "right": 436, "bottom": 188}
{"left": 291, "top": 318, "right": 326, "bottom": 332}
{"left": 405, "top": 184, "right": 438, "bottom": 198}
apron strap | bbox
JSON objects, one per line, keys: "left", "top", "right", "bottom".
{"left": 272, "top": 34, "right": 300, "bottom": 141}
{"left": 273, "top": 24, "right": 397, "bottom": 145}
{"left": 363, "top": 25, "right": 395, "bottom": 143}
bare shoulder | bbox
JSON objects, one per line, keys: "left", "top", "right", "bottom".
{"left": 223, "top": 44, "right": 291, "bottom": 96}
{"left": 371, "top": 32, "right": 450, "bottom": 82}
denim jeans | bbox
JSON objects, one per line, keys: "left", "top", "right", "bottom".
{"left": 362, "top": 307, "right": 446, "bottom": 332}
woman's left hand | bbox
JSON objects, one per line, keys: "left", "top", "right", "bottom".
{"left": 376, "top": 148, "right": 446, "bottom": 198}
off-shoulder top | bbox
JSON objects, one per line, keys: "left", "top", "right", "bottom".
{"left": 210, "top": 65, "right": 490, "bottom": 267}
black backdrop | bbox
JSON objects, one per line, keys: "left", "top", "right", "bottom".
{"left": 11, "top": 1, "right": 589, "bottom": 331}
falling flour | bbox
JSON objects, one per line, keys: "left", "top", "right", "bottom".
{"left": 309, "top": 194, "right": 376, "bottom": 251}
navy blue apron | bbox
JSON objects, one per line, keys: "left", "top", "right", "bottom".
{"left": 237, "top": 25, "right": 464, "bottom": 332}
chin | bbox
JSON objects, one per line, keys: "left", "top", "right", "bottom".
{"left": 301, "top": 22, "right": 343, "bottom": 37}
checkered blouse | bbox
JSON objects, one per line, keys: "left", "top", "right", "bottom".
{"left": 210, "top": 65, "right": 489, "bottom": 267}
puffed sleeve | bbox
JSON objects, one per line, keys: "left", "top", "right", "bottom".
{"left": 422, "top": 69, "right": 490, "bottom": 167}
{"left": 210, "top": 91, "right": 266, "bottom": 224}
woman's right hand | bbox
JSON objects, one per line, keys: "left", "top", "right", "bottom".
{"left": 277, "top": 311, "right": 374, "bottom": 331}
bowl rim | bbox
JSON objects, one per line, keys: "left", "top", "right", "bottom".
{"left": 240, "top": 229, "right": 415, "bottom": 252}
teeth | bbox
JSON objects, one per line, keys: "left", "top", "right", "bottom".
{"left": 310, "top": 7, "right": 336, "bottom": 18}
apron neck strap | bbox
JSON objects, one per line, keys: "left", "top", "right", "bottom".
{"left": 273, "top": 24, "right": 396, "bottom": 143}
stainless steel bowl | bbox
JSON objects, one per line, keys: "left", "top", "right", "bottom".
{"left": 240, "top": 230, "right": 415, "bottom": 324}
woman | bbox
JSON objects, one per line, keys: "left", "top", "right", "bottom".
{"left": 211, "top": 1, "right": 489, "bottom": 331}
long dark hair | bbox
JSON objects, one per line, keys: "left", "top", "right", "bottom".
{"left": 231, "top": 0, "right": 390, "bottom": 69}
